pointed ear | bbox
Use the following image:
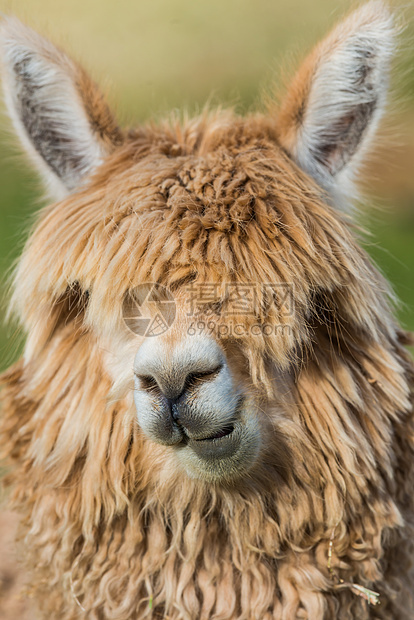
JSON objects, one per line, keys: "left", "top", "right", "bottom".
{"left": 0, "top": 17, "right": 123, "bottom": 199}
{"left": 276, "top": 1, "right": 395, "bottom": 208}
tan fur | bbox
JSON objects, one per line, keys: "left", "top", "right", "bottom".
{"left": 1, "top": 4, "right": 413, "bottom": 619}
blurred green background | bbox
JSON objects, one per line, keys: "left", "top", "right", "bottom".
{"left": 0, "top": 0, "right": 413, "bottom": 370}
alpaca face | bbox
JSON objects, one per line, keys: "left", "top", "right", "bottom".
{"left": 0, "top": 5, "right": 397, "bottom": 489}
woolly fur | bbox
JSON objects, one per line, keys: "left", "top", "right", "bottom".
{"left": 0, "top": 3, "right": 413, "bottom": 619}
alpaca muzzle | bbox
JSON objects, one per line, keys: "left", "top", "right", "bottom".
{"left": 133, "top": 335, "right": 261, "bottom": 480}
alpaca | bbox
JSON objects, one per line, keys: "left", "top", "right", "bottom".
{"left": 0, "top": 3, "right": 413, "bottom": 619}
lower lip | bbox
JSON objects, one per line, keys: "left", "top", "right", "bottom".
{"left": 195, "top": 423, "right": 235, "bottom": 442}
{"left": 186, "top": 421, "right": 242, "bottom": 463}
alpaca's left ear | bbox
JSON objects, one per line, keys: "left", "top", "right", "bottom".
{"left": 276, "top": 1, "right": 395, "bottom": 208}
{"left": 0, "top": 17, "right": 123, "bottom": 200}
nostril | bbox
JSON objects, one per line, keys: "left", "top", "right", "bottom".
{"left": 136, "top": 374, "right": 161, "bottom": 394}
{"left": 184, "top": 364, "right": 223, "bottom": 391}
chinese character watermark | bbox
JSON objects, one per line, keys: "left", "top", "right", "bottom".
{"left": 122, "top": 282, "right": 294, "bottom": 337}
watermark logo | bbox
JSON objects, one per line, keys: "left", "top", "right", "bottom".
{"left": 123, "top": 283, "right": 176, "bottom": 337}
{"left": 122, "top": 282, "right": 294, "bottom": 337}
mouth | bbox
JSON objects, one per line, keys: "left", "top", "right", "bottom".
{"left": 195, "top": 423, "right": 235, "bottom": 441}
{"left": 169, "top": 396, "right": 261, "bottom": 482}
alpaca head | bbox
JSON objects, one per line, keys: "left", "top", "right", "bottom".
{"left": 0, "top": 3, "right": 399, "bottom": 488}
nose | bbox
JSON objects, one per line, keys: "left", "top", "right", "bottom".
{"left": 133, "top": 335, "right": 238, "bottom": 446}
{"left": 136, "top": 366, "right": 222, "bottom": 412}
{"left": 133, "top": 335, "right": 225, "bottom": 398}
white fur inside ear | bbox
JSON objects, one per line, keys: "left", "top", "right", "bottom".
{"left": 0, "top": 17, "right": 118, "bottom": 199}
{"left": 285, "top": 2, "right": 395, "bottom": 208}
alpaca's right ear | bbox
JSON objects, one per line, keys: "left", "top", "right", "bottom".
{"left": 276, "top": 1, "right": 395, "bottom": 209}
{"left": 0, "top": 17, "right": 123, "bottom": 199}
